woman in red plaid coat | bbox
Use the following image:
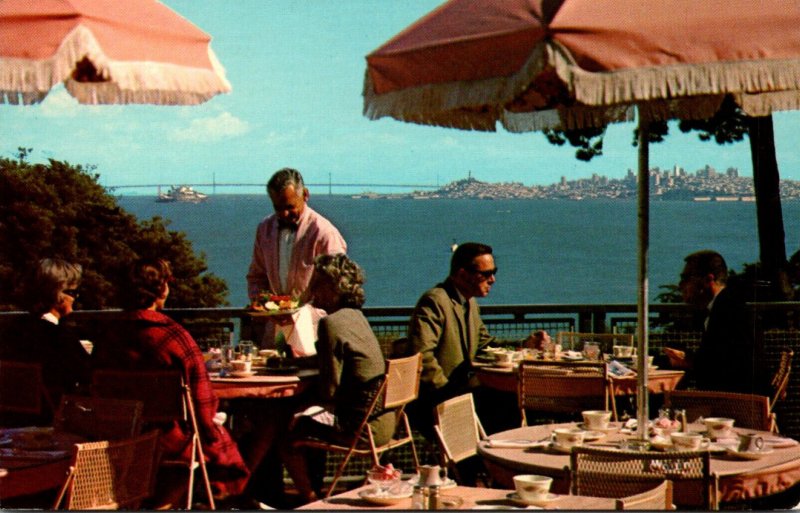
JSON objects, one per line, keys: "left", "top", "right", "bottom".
{"left": 94, "top": 258, "right": 249, "bottom": 502}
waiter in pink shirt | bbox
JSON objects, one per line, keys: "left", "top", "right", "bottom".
{"left": 247, "top": 167, "right": 347, "bottom": 313}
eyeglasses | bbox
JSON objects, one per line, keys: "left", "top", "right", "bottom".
{"left": 62, "top": 289, "right": 80, "bottom": 299}
{"left": 472, "top": 267, "right": 498, "bottom": 279}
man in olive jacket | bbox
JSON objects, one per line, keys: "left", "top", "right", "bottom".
{"left": 411, "top": 242, "right": 497, "bottom": 395}
{"left": 408, "top": 242, "right": 507, "bottom": 437}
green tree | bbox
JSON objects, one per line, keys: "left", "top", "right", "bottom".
{"left": 0, "top": 152, "right": 228, "bottom": 310}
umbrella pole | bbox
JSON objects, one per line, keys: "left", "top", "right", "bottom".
{"left": 636, "top": 114, "right": 650, "bottom": 441}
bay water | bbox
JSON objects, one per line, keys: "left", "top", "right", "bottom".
{"left": 118, "top": 195, "right": 800, "bottom": 308}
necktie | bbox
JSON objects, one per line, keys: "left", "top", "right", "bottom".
{"left": 278, "top": 220, "right": 298, "bottom": 231}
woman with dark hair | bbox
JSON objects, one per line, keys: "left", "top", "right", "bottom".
{"left": 95, "top": 258, "right": 249, "bottom": 502}
{"left": 1, "top": 258, "right": 90, "bottom": 417}
{"left": 280, "top": 253, "right": 393, "bottom": 503}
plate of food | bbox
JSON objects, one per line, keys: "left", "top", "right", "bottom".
{"left": 249, "top": 293, "right": 301, "bottom": 316}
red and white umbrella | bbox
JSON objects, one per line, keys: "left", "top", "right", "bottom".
{"left": 363, "top": 0, "right": 800, "bottom": 438}
{"left": 364, "top": 0, "right": 800, "bottom": 131}
{"left": 0, "top": 0, "right": 230, "bottom": 105}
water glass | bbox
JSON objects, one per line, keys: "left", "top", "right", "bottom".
{"left": 583, "top": 342, "right": 601, "bottom": 361}
{"left": 239, "top": 340, "right": 254, "bottom": 360}
{"left": 221, "top": 343, "right": 234, "bottom": 366}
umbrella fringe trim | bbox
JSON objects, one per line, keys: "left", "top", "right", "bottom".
{"left": 362, "top": 44, "right": 554, "bottom": 130}
{"left": 553, "top": 49, "right": 800, "bottom": 111}
{"left": 1, "top": 25, "right": 230, "bottom": 105}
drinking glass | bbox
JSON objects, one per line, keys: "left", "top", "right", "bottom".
{"left": 239, "top": 340, "right": 254, "bottom": 361}
{"left": 221, "top": 343, "right": 234, "bottom": 369}
{"left": 583, "top": 342, "right": 600, "bottom": 361}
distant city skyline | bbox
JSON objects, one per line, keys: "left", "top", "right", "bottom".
{"left": 2, "top": 0, "right": 798, "bottom": 188}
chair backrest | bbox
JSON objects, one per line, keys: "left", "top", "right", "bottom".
{"left": 54, "top": 395, "right": 144, "bottom": 441}
{"left": 0, "top": 360, "right": 52, "bottom": 415}
{"left": 571, "top": 446, "right": 712, "bottom": 509}
{"left": 433, "top": 393, "right": 487, "bottom": 465}
{"left": 518, "top": 360, "right": 609, "bottom": 417}
{"left": 57, "top": 430, "right": 160, "bottom": 510}
{"left": 556, "top": 332, "right": 634, "bottom": 354}
{"left": 91, "top": 369, "right": 187, "bottom": 424}
{"left": 770, "top": 348, "right": 793, "bottom": 411}
{"left": 615, "top": 480, "right": 673, "bottom": 510}
{"left": 383, "top": 353, "right": 422, "bottom": 409}
{"left": 665, "top": 389, "right": 772, "bottom": 431}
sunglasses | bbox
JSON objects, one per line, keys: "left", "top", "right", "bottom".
{"left": 472, "top": 267, "right": 498, "bottom": 279}
{"left": 62, "top": 289, "right": 80, "bottom": 299}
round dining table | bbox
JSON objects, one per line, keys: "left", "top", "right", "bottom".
{"left": 475, "top": 362, "right": 685, "bottom": 396}
{"left": 0, "top": 427, "right": 84, "bottom": 504}
{"left": 478, "top": 421, "right": 800, "bottom": 507}
{"left": 210, "top": 368, "right": 319, "bottom": 400}
{"left": 298, "top": 484, "right": 617, "bottom": 510}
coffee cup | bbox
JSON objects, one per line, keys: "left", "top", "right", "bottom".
{"left": 613, "top": 345, "right": 633, "bottom": 358}
{"left": 513, "top": 474, "right": 552, "bottom": 501}
{"left": 418, "top": 464, "right": 447, "bottom": 487}
{"left": 704, "top": 417, "right": 735, "bottom": 439}
{"left": 670, "top": 432, "right": 707, "bottom": 451}
{"left": 553, "top": 427, "right": 585, "bottom": 449}
{"left": 582, "top": 410, "right": 612, "bottom": 430}
{"left": 738, "top": 433, "right": 765, "bottom": 453}
{"left": 231, "top": 359, "right": 252, "bottom": 373}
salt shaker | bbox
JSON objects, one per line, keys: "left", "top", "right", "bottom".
{"left": 411, "top": 485, "right": 429, "bottom": 510}
{"left": 429, "top": 485, "right": 441, "bottom": 510}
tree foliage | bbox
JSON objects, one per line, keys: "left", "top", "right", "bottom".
{"left": 544, "top": 96, "right": 748, "bottom": 160}
{"left": 0, "top": 151, "right": 228, "bottom": 311}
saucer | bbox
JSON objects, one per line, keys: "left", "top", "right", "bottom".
{"left": 580, "top": 431, "right": 606, "bottom": 442}
{"left": 230, "top": 370, "right": 256, "bottom": 378}
{"left": 549, "top": 442, "right": 575, "bottom": 454}
{"left": 493, "top": 360, "right": 515, "bottom": 368}
{"left": 649, "top": 440, "right": 673, "bottom": 451}
{"left": 507, "top": 492, "right": 559, "bottom": 507}
{"left": 357, "top": 488, "right": 412, "bottom": 505}
{"left": 407, "top": 476, "right": 457, "bottom": 489}
{"left": 724, "top": 447, "right": 774, "bottom": 460}
{"left": 578, "top": 423, "right": 618, "bottom": 433}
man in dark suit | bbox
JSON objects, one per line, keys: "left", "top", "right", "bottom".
{"left": 664, "top": 250, "right": 766, "bottom": 394}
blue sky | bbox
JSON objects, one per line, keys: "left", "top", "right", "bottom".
{"left": 2, "top": 0, "right": 799, "bottom": 194}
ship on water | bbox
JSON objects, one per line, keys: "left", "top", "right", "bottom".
{"left": 156, "top": 185, "right": 208, "bottom": 203}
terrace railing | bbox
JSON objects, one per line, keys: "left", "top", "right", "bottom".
{"left": 2, "top": 302, "right": 799, "bottom": 476}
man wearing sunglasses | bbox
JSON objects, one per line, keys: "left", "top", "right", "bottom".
{"left": 408, "top": 242, "right": 521, "bottom": 441}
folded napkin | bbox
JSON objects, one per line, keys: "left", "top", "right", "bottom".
{"left": 484, "top": 439, "right": 549, "bottom": 449}
{"left": 764, "top": 436, "right": 799, "bottom": 448}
